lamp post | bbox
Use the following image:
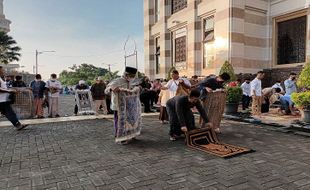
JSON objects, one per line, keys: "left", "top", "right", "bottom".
{"left": 35, "top": 50, "right": 55, "bottom": 74}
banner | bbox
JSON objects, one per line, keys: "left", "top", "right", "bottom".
{"left": 75, "top": 90, "right": 95, "bottom": 115}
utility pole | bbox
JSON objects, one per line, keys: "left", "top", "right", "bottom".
{"left": 35, "top": 50, "right": 38, "bottom": 74}
{"left": 35, "top": 50, "right": 55, "bottom": 74}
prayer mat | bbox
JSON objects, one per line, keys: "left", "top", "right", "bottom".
{"left": 202, "top": 91, "right": 226, "bottom": 129}
{"left": 75, "top": 90, "right": 95, "bottom": 115}
{"left": 186, "top": 127, "right": 253, "bottom": 158}
{"left": 115, "top": 89, "right": 142, "bottom": 143}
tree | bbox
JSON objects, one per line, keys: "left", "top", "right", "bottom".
{"left": 219, "top": 61, "right": 237, "bottom": 82}
{"left": 297, "top": 62, "right": 310, "bottom": 89}
{"left": 0, "top": 31, "right": 21, "bottom": 64}
{"left": 166, "top": 66, "right": 176, "bottom": 80}
{"left": 59, "top": 63, "right": 119, "bottom": 86}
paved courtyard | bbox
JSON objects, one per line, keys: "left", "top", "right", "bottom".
{"left": 0, "top": 116, "right": 309, "bottom": 190}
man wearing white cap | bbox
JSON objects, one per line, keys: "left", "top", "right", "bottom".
{"left": 91, "top": 77, "right": 107, "bottom": 115}
{"left": 74, "top": 80, "right": 89, "bottom": 115}
{"left": 45, "top": 74, "right": 62, "bottom": 118}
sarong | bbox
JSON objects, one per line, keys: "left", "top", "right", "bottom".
{"left": 115, "top": 91, "right": 142, "bottom": 142}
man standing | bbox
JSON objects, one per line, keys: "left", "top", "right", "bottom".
{"left": 0, "top": 66, "right": 28, "bottom": 130}
{"left": 12, "top": 75, "right": 26, "bottom": 87}
{"left": 30, "top": 74, "right": 46, "bottom": 118}
{"left": 241, "top": 78, "right": 251, "bottom": 110}
{"left": 162, "top": 70, "right": 191, "bottom": 98}
{"left": 91, "top": 77, "right": 107, "bottom": 115}
{"left": 250, "top": 71, "right": 265, "bottom": 116}
{"left": 105, "top": 67, "right": 141, "bottom": 144}
{"left": 45, "top": 74, "right": 62, "bottom": 118}
{"left": 166, "top": 89, "right": 212, "bottom": 141}
{"left": 284, "top": 73, "right": 297, "bottom": 95}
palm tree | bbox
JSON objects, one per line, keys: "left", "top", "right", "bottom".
{"left": 0, "top": 31, "right": 21, "bottom": 64}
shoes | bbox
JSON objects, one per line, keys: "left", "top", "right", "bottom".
{"left": 169, "top": 135, "right": 177, "bottom": 141}
{"left": 120, "top": 140, "right": 130, "bottom": 145}
{"left": 38, "top": 116, "right": 44, "bottom": 119}
{"left": 55, "top": 114, "right": 60, "bottom": 118}
{"left": 214, "top": 128, "right": 221, "bottom": 134}
{"left": 16, "top": 124, "right": 29, "bottom": 131}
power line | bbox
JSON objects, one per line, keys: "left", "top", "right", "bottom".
{"left": 21, "top": 49, "right": 124, "bottom": 58}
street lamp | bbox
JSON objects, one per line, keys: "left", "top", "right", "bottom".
{"left": 35, "top": 50, "right": 55, "bottom": 74}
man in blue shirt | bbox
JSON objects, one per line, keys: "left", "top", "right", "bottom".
{"left": 284, "top": 73, "right": 297, "bottom": 95}
{"left": 279, "top": 95, "right": 298, "bottom": 116}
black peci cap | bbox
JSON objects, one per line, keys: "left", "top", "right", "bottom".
{"left": 125, "top": 67, "right": 137, "bottom": 75}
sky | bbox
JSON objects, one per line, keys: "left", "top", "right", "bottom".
{"left": 4, "top": 0, "right": 144, "bottom": 79}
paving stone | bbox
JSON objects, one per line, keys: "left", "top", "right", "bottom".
{"left": 0, "top": 117, "right": 309, "bottom": 189}
{"left": 57, "top": 181, "right": 70, "bottom": 190}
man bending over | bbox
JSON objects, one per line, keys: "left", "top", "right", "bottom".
{"left": 166, "top": 89, "right": 212, "bottom": 141}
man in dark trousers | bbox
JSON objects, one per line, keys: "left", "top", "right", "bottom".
{"left": 166, "top": 89, "right": 212, "bottom": 141}
{"left": 0, "top": 66, "right": 28, "bottom": 130}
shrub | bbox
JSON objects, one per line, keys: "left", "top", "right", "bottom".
{"left": 297, "top": 62, "right": 310, "bottom": 89}
{"left": 226, "top": 86, "right": 243, "bottom": 103}
{"left": 219, "top": 61, "right": 237, "bottom": 82}
{"left": 291, "top": 91, "right": 310, "bottom": 109}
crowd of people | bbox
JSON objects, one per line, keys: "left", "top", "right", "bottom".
{"left": 240, "top": 71, "right": 300, "bottom": 117}
{"left": 0, "top": 65, "right": 301, "bottom": 145}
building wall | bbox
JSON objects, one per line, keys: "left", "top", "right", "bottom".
{"left": 144, "top": 0, "right": 309, "bottom": 80}
{"left": 230, "top": 0, "right": 269, "bottom": 74}
{"left": 144, "top": 0, "right": 230, "bottom": 79}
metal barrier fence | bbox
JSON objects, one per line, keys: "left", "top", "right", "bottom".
{"left": 11, "top": 88, "right": 34, "bottom": 119}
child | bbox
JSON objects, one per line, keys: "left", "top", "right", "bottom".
{"left": 158, "top": 88, "right": 170, "bottom": 124}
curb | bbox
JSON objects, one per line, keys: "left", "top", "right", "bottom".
{"left": 223, "top": 114, "right": 310, "bottom": 137}
{"left": 0, "top": 113, "right": 159, "bottom": 128}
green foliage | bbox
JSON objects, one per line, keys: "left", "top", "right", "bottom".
{"left": 297, "top": 62, "right": 310, "bottom": 89}
{"left": 166, "top": 66, "right": 176, "bottom": 80}
{"left": 291, "top": 91, "right": 310, "bottom": 108}
{"left": 0, "top": 31, "right": 21, "bottom": 64}
{"left": 219, "top": 61, "right": 237, "bottom": 82}
{"left": 226, "top": 86, "right": 243, "bottom": 103}
{"left": 138, "top": 71, "right": 145, "bottom": 78}
{"left": 59, "top": 63, "right": 119, "bottom": 86}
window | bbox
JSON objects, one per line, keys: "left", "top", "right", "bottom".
{"left": 203, "top": 16, "right": 215, "bottom": 69}
{"left": 175, "top": 36, "right": 186, "bottom": 62}
{"left": 155, "top": 0, "right": 160, "bottom": 22}
{"left": 277, "top": 15, "right": 306, "bottom": 65}
{"left": 172, "top": 0, "right": 187, "bottom": 14}
{"left": 204, "top": 16, "right": 215, "bottom": 42}
{"left": 203, "top": 43, "right": 215, "bottom": 69}
{"left": 173, "top": 28, "right": 187, "bottom": 70}
{"left": 155, "top": 37, "right": 160, "bottom": 74}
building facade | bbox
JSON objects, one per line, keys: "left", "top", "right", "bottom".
{"left": 144, "top": 0, "right": 309, "bottom": 81}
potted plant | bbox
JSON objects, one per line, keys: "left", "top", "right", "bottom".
{"left": 291, "top": 62, "right": 310, "bottom": 123}
{"left": 219, "top": 61, "right": 242, "bottom": 114}
{"left": 225, "top": 85, "right": 243, "bottom": 114}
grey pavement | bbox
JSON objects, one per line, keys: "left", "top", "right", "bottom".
{"left": 0, "top": 116, "right": 309, "bottom": 190}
